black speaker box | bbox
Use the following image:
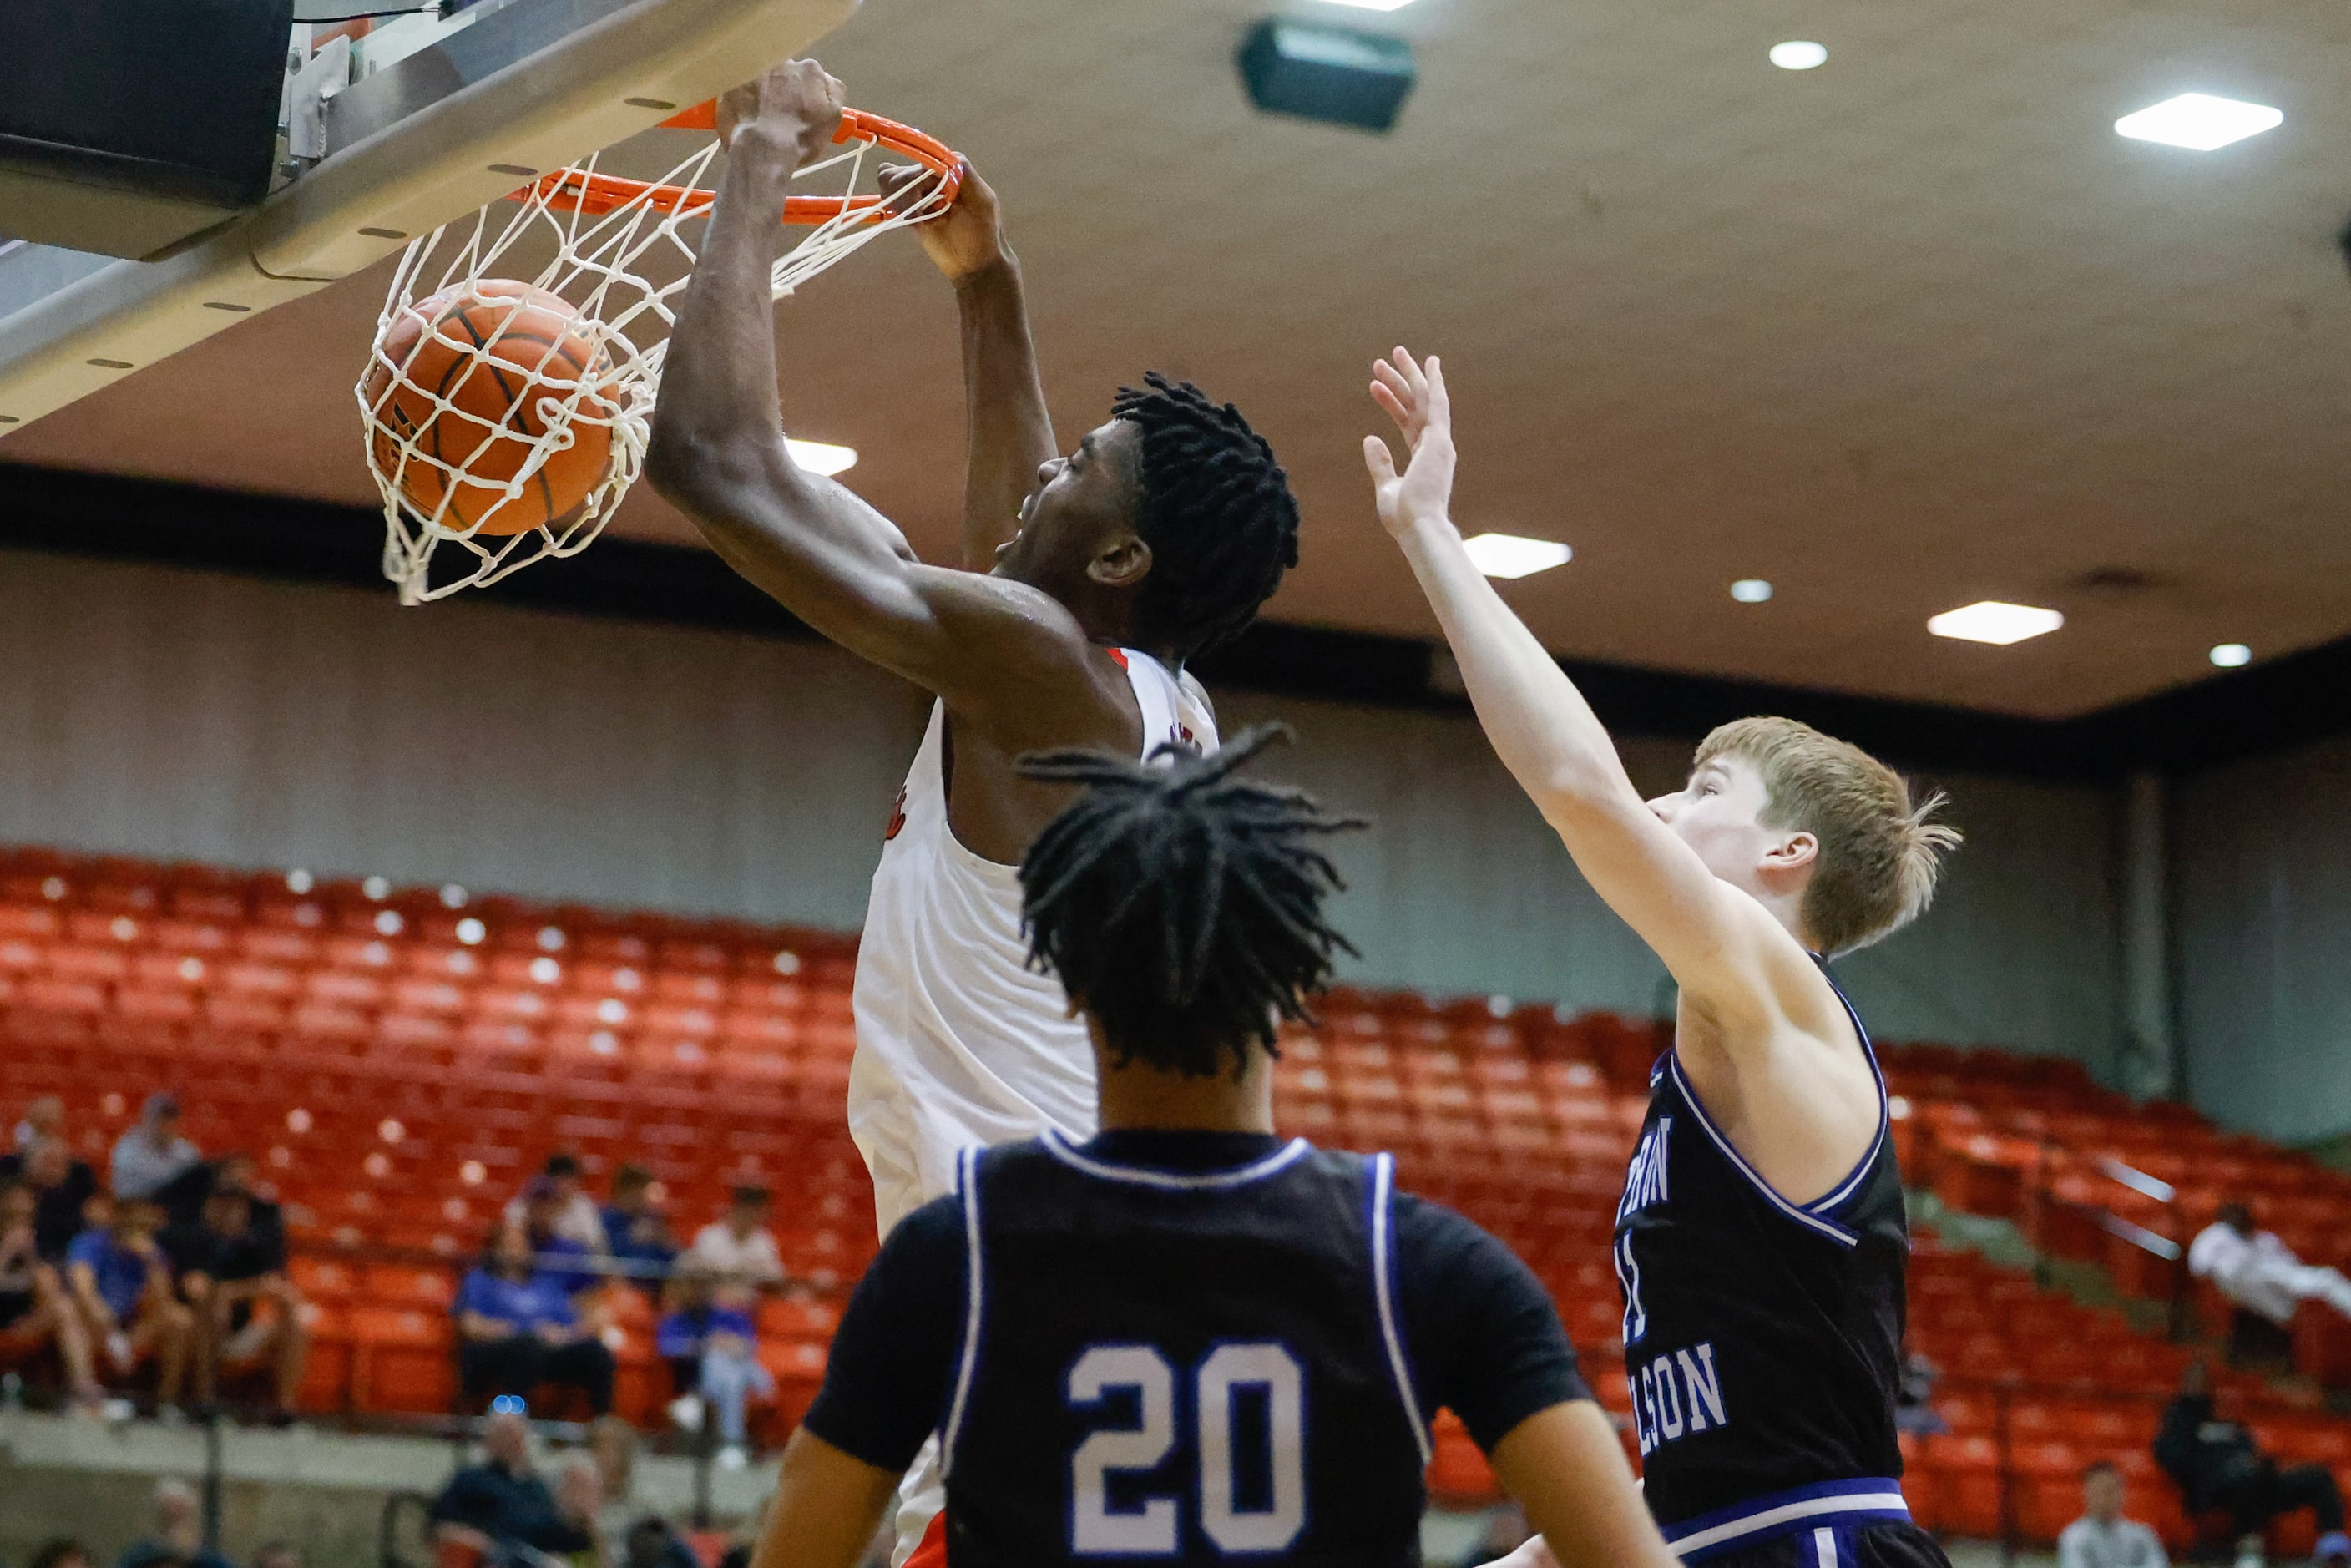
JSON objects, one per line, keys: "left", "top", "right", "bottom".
{"left": 0, "top": 0, "right": 300, "bottom": 257}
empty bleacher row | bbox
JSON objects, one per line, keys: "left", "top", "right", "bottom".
{"left": 7, "top": 842, "right": 2351, "bottom": 1542}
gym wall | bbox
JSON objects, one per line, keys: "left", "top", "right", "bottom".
{"left": 0, "top": 548, "right": 2121, "bottom": 1075}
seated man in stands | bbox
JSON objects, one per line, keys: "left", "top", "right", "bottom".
{"left": 681, "top": 1186, "right": 784, "bottom": 1301}
{"left": 159, "top": 1151, "right": 284, "bottom": 1236}
{"left": 13, "top": 1094, "right": 64, "bottom": 1154}
{"left": 454, "top": 1216, "right": 616, "bottom": 1418}
{"left": 0, "top": 1136, "right": 101, "bottom": 1263}
{"left": 656, "top": 1264, "right": 772, "bottom": 1469}
{"left": 2155, "top": 1359, "right": 2349, "bottom": 1568}
{"left": 65, "top": 1196, "right": 194, "bottom": 1412}
{"left": 516, "top": 1177, "right": 604, "bottom": 1300}
{"left": 2190, "top": 1202, "right": 2351, "bottom": 1363}
{"left": 503, "top": 1152, "right": 609, "bottom": 1254}
{"left": 163, "top": 1183, "right": 308, "bottom": 1419}
{"left": 432, "top": 1408, "right": 597, "bottom": 1565}
{"left": 114, "top": 1476, "right": 233, "bottom": 1568}
{"left": 600, "top": 1164, "right": 678, "bottom": 1294}
{"left": 2060, "top": 1459, "right": 2168, "bottom": 1568}
{"left": 0, "top": 1177, "right": 103, "bottom": 1411}
{"left": 110, "top": 1095, "right": 203, "bottom": 1206}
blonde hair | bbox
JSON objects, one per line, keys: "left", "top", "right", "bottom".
{"left": 1692, "top": 716, "right": 1961, "bottom": 955}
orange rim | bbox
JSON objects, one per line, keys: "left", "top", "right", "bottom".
{"left": 520, "top": 105, "right": 962, "bottom": 224}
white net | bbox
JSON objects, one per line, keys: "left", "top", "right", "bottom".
{"left": 357, "top": 119, "right": 954, "bottom": 604}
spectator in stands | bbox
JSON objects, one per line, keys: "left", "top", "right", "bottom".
{"left": 2060, "top": 1459, "right": 2167, "bottom": 1568}
{"left": 657, "top": 1265, "right": 771, "bottom": 1469}
{"left": 518, "top": 1177, "right": 605, "bottom": 1300}
{"left": 2154, "top": 1359, "right": 2350, "bottom": 1568}
{"left": 552, "top": 1454, "right": 611, "bottom": 1566}
{"left": 0, "top": 1136, "right": 100, "bottom": 1261}
{"left": 159, "top": 1151, "right": 281, "bottom": 1236}
{"left": 0, "top": 1177, "right": 102, "bottom": 1411}
{"left": 682, "top": 1186, "right": 784, "bottom": 1300}
{"left": 13, "top": 1094, "right": 64, "bottom": 1154}
{"left": 503, "top": 1152, "right": 609, "bottom": 1254}
{"left": 67, "top": 1196, "right": 194, "bottom": 1411}
{"left": 29, "top": 1540, "right": 96, "bottom": 1568}
{"left": 601, "top": 1165, "right": 677, "bottom": 1292}
{"left": 114, "top": 1477, "right": 232, "bottom": 1568}
{"left": 248, "top": 1546, "right": 301, "bottom": 1568}
{"left": 1893, "top": 1348, "right": 1950, "bottom": 1437}
{"left": 110, "top": 1095, "right": 202, "bottom": 1205}
{"left": 623, "top": 1518, "right": 702, "bottom": 1568}
{"left": 432, "top": 1409, "right": 595, "bottom": 1565}
{"left": 2190, "top": 1202, "right": 2351, "bottom": 1363}
{"left": 164, "top": 1184, "right": 308, "bottom": 1418}
{"left": 454, "top": 1217, "right": 616, "bottom": 1417}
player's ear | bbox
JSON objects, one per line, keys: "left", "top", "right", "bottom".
{"left": 1087, "top": 532, "right": 1152, "bottom": 591}
{"left": 1763, "top": 830, "right": 1819, "bottom": 876}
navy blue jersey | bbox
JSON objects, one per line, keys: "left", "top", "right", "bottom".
{"left": 802, "top": 1129, "right": 1589, "bottom": 1568}
{"left": 1613, "top": 960, "right": 1914, "bottom": 1560}
{"left": 943, "top": 1134, "right": 1430, "bottom": 1567}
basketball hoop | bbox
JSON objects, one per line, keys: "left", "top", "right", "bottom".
{"left": 357, "top": 108, "right": 960, "bottom": 604}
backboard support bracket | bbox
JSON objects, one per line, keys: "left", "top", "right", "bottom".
{"left": 0, "top": 0, "right": 854, "bottom": 432}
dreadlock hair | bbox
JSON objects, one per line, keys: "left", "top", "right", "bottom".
{"left": 1017, "top": 725, "right": 1363, "bottom": 1079}
{"left": 1110, "top": 373, "right": 1301, "bottom": 655}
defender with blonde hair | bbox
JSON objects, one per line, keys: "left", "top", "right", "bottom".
{"left": 1363, "top": 350, "right": 1959, "bottom": 1568}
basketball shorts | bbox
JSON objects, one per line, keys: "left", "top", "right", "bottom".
{"left": 1697, "top": 1520, "right": 1951, "bottom": 1568}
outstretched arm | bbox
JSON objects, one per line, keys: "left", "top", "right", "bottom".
{"left": 1361, "top": 349, "right": 1792, "bottom": 1024}
{"left": 887, "top": 160, "right": 1058, "bottom": 569}
{"left": 647, "top": 64, "right": 1100, "bottom": 723}
{"left": 1486, "top": 1402, "right": 1677, "bottom": 1568}
{"left": 748, "top": 1427, "right": 902, "bottom": 1568}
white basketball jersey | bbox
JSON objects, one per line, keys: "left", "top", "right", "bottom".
{"left": 848, "top": 650, "right": 1220, "bottom": 1235}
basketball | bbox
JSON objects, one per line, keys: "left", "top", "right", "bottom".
{"left": 361, "top": 280, "right": 617, "bottom": 537}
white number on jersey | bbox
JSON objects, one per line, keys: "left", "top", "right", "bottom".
{"left": 1066, "top": 1341, "right": 1308, "bottom": 1557}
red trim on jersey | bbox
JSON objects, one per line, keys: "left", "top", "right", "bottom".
{"left": 903, "top": 1510, "right": 948, "bottom": 1568}
{"left": 1105, "top": 646, "right": 1130, "bottom": 670}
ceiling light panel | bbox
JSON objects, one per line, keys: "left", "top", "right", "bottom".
{"left": 1730, "top": 579, "right": 1773, "bottom": 603}
{"left": 1768, "top": 41, "right": 1828, "bottom": 71}
{"left": 1463, "top": 532, "right": 1572, "bottom": 579}
{"left": 1927, "top": 601, "right": 2065, "bottom": 645}
{"left": 2209, "top": 643, "right": 2252, "bottom": 668}
{"left": 2114, "top": 94, "right": 2283, "bottom": 152}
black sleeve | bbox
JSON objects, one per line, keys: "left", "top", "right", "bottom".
{"left": 801, "top": 1195, "right": 967, "bottom": 1473}
{"left": 1392, "top": 1191, "right": 1590, "bottom": 1453}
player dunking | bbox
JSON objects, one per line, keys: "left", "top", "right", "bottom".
{"left": 646, "top": 62, "right": 1298, "bottom": 1563}
{"left": 742, "top": 727, "right": 1679, "bottom": 1568}
{"left": 1361, "top": 350, "right": 1961, "bottom": 1568}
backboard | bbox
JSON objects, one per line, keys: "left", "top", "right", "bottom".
{"left": 0, "top": 0, "right": 857, "bottom": 432}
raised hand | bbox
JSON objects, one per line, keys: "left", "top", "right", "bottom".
{"left": 880, "top": 157, "right": 1009, "bottom": 281}
{"left": 716, "top": 59, "right": 847, "bottom": 173}
{"left": 1362, "top": 347, "right": 1457, "bottom": 540}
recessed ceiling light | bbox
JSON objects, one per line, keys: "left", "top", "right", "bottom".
{"left": 1928, "top": 601, "right": 2065, "bottom": 645}
{"left": 788, "top": 439, "right": 858, "bottom": 477}
{"left": 1317, "top": 0, "right": 1415, "bottom": 9}
{"left": 2209, "top": 643, "right": 2252, "bottom": 668}
{"left": 1730, "top": 579, "right": 1774, "bottom": 604}
{"left": 1769, "top": 40, "right": 1828, "bottom": 71}
{"left": 1463, "top": 533, "right": 1572, "bottom": 579}
{"left": 2114, "top": 93, "right": 2282, "bottom": 152}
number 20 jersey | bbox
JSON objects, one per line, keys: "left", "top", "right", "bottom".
{"left": 1612, "top": 961, "right": 1913, "bottom": 1550}
{"left": 935, "top": 1133, "right": 1431, "bottom": 1568}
